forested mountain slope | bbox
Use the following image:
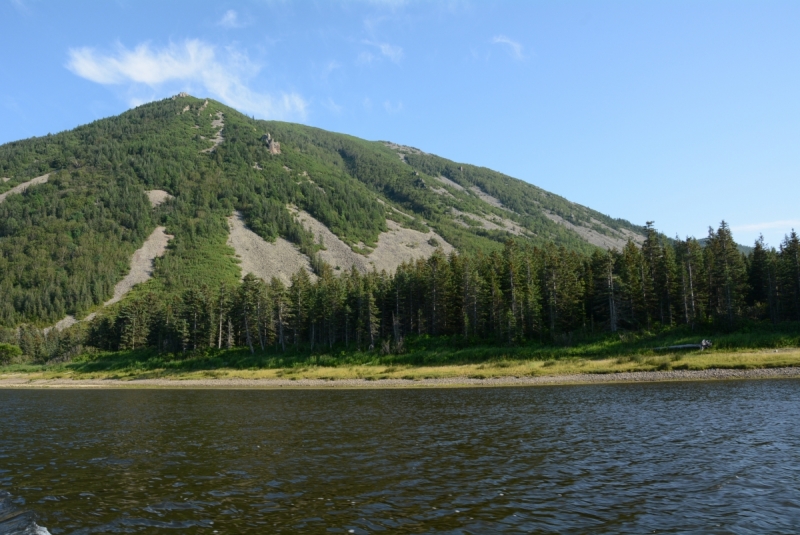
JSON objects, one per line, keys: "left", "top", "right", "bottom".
{"left": 0, "top": 95, "right": 646, "bottom": 328}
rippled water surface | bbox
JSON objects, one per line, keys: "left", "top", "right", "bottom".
{"left": 2, "top": 381, "right": 800, "bottom": 533}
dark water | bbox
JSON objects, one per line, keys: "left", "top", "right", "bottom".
{"left": 2, "top": 382, "right": 800, "bottom": 534}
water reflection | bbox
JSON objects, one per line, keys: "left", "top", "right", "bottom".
{"left": 1, "top": 381, "right": 800, "bottom": 533}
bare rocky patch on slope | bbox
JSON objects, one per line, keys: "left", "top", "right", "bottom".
{"left": 543, "top": 211, "right": 643, "bottom": 250}
{"left": 469, "top": 186, "right": 506, "bottom": 210}
{"left": 145, "top": 190, "right": 174, "bottom": 208}
{"left": 430, "top": 186, "right": 455, "bottom": 198}
{"left": 0, "top": 173, "right": 50, "bottom": 204}
{"left": 433, "top": 175, "right": 465, "bottom": 191}
{"left": 227, "top": 211, "right": 316, "bottom": 285}
{"left": 105, "top": 227, "right": 172, "bottom": 306}
{"left": 200, "top": 111, "right": 224, "bottom": 153}
{"left": 451, "top": 208, "right": 527, "bottom": 236}
{"left": 383, "top": 141, "right": 424, "bottom": 162}
{"left": 369, "top": 220, "right": 455, "bottom": 272}
{"left": 49, "top": 226, "right": 173, "bottom": 331}
{"left": 291, "top": 208, "right": 369, "bottom": 270}
{"left": 291, "top": 208, "right": 453, "bottom": 273}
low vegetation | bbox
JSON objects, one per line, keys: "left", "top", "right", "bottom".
{"left": 3, "top": 323, "right": 799, "bottom": 381}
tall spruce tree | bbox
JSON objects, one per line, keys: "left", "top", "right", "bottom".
{"left": 779, "top": 231, "right": 800, "bottom": 320}
{"left": 705, "top": 221, "right": 747, "bottom": 325}
{"left": 747, "top": 235, "right": 779, "bottom": 323}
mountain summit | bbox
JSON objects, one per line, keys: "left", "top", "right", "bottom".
{"left": 0, "top": 94, "right": 644, "bottom": 327}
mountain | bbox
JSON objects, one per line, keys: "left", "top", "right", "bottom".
{"left": 0, "top": 94, "right": 646, "bottom": 328}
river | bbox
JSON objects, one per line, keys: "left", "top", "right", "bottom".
{"left": 1, "top": 381, "right": 800, "bottom": 533}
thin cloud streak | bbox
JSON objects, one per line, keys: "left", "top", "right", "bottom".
{"left": 323, "top": 97, "right": 343, "bottom": 114}
{"left": 322, "top": 61, "right": 340, "bottom": 78}
{"left": 218, "top": 10, "right": 244, "bottom": 29}
{"left": 10, "top": 0, "right": 29, "bottom": 12}
{"left": 384, "top": 100, "right": 403, "bottom": 113}
{"left": 361, "top": 40, "right": 404, "bottom": 63}
{"left": 357, "top": 51, "right": 376, "bottom": 64}
{"left": 66, "top": 39, "right": 307, "bottom": 120}
{"left": 491, "top": 35, "right": 524, "bottom": 60}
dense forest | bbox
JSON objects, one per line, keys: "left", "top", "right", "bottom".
{"left": 2, "top": 220, "right": 798, "bottom": 363}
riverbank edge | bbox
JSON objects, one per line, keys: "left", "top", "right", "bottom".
{"left": 2, "top": 366, "right": 800, "bottom": 389}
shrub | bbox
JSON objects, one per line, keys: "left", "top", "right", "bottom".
{"left": 0, "top": 343, "right": 23, "bottom": 365}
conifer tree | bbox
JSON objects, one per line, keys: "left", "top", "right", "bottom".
{"left": 779, "top": 230, "right": 800, "bottom": 320}
{"left": 705, "top": 221, "right": 747, "bottom": 324}
{"left": 656, "top": 238, "right": 678, "bottom": 326}
{"left": 239, "top": 274, "right": 266, "bottom": 353}
{"left": 270, "top": 277, "right": 291, "bottom": 351}
{"left": 288, "top": 269, "right": 312, "bottom": 348}
{"left": 425, "top": 250, "right": 449, "bottom": 336}
{"left": 618, "top": 240, "right": 647, "bottom": 328}
{"left": 118, "top": 293, "right": 157, "bottom": 350}
{"left": 674, "top": 237, "right": 706, "bottom": 328}
{"left": 747, "top": 235, "right": 779, "bottom": 323}
{"left": 640, "top": 222, "right": 661, "bottom": 324}
{"left": 590, "top": 250, "right": 619, "bottom": 332}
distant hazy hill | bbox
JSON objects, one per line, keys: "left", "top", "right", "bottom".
{"left": 0, "top": 95, "right": 647, "bottom": 327}
{"left": 697, "top": 238, "right": 753, "bottom": 255}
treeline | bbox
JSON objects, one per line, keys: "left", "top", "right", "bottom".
{"left": 4, "top": 221, "right": 796, "bottom": 362}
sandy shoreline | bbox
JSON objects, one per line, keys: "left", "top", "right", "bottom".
{"left": 1, "top": 367, "right": 800, "bottom": 389}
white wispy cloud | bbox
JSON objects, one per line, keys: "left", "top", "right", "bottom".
{"left": 358, "top": 51, "right": 376, "bottom": 65}
{"left": 66, "top": 39, "right": 307, "bottom": 120}
{"left": 375, "top": 41, "right": 404, "bottom": 62}
{"left": 732, "top": 220, "right": 800, "bottom": 232}
{"left": 218, "top": 10, "right": 245, "bottom": 29}
{"left": 360, "top": 40, "right": 404, "bottom": 64}
{"left": 383, "top": 100, "right": 403, "bottom": 114}
{"left": 491, "top": 35, "right": 524, "bottom": 60}
{"left": 10, "top": 0, "right": 29, "bottom": 12}
{"left": 323, "top": 98, "right": 343, "bottom": 114}
{"left": 322, "top": 60, "right": 341, "bottom": 79}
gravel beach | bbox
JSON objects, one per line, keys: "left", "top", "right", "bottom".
{"left": 2, "top": 367, "right": 799, "bottom": 389}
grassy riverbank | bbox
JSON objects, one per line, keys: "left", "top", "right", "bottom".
{"left": 3, "top": 350, "right": 798, "bottom": 383}
{"left": 2, "top": 325, "right": 799, "bottom": 382}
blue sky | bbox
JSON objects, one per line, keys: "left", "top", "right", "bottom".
{"left": 2, "top": 1, "right": 799, "bottom": 247}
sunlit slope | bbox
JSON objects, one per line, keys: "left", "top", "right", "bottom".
{"left": 0, "top": 95, "right": 645, "bottom": 327}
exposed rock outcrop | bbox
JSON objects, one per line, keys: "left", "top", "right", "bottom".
{"left": 262, "top": 133, "right": 281, "bottom": 155}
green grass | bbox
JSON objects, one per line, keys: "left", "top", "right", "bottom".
{"left": 3, "top": 323, "right": 799, "bottom": 381}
